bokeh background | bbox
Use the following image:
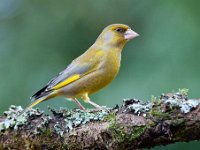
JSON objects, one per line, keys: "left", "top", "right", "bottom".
{"left": 0, "top": 0, "right": 199, "bottom": 149}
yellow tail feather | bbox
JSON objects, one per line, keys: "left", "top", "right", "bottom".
{"left": 27, "top": 98, "right": 45, "bottom": 109}
{"left": 17, "top": 91, "right": 58, "bottom": 117}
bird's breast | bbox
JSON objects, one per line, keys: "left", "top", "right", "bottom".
{"left": 88, "top": 50, "right": 121, "bottom": 93}
{"left": 101, "top": 51, "right": 121, "bottom": 78}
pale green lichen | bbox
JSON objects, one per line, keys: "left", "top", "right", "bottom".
{"left": 178, "top": 88, "right": 189, "bottom": 96}
{"left": 54, "top": 122, "right": 64, "bottom": 136}
{"left": 0, "top": 105, "right": 110, "bottom": 135}
{"left": 0, "top": 105, "right": 27, "bottom": 132}
{"left": 1, "top": 89, "right": 199, "bottom": 137}
{"left": 163, "top": 96, "right": 199, "bottom": 113}
{"left": 123, "top": 89, "right": 199, "bottom": 118}
{"left": 125, "top": 103, "right": 151, "bottom": 115}
{"left": 123, "top": 99, "right": 151, "bottom": 116}
{"left": 151, "top": 95, "right": 158, "bottom": 102}
{"left": 49, "top": 107, "right": 110, "bottom": 135}
{"left": 0, "top": 105, "right": 44, "bottom": 132}
{"left": 180, "top": 99, "right": 199, "bottom": 113}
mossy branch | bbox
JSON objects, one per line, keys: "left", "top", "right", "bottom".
{"left": 0, "top": 89, "right": 200, "bottom": 150}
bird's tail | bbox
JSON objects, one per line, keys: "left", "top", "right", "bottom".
{"left": 17, "top": 91, "right": 58, "bottom": 117}
{"left": 27, "top": 97, "right": 47, "bottom": 109}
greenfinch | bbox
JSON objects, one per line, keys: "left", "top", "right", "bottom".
{"left": 25, "top": 24, "right": 139, "bottom": 110}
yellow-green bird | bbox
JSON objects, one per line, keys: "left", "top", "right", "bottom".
{"left": 26, "top": 24, "right": 139, "bottom": 111}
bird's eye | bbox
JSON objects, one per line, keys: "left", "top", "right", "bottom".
{"left": 115, "top": 28, "right": 125, "bottom": 33}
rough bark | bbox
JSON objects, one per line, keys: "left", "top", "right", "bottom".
{"left": 0, "top": 89, "right": 200, "bottom": 150}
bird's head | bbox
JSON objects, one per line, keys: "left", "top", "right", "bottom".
{"left": 95, "top": 24, "right": 139, "bottom": 48}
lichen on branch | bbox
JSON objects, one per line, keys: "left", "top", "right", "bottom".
{"left": 0, "top": 89, "right": 200, "bottom": 150}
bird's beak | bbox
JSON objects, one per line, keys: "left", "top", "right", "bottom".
{"left": 124, "top": 29, "right": 139, "bottom": 40}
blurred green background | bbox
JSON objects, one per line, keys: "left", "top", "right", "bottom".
{"left": 0, "top": 0, "right": 199, "bottom": 149}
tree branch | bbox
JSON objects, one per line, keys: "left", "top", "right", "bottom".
{"left": 0, "top": 89, "right": 200, "bottom": 149}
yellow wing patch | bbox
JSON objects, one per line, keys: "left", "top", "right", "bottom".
{"left": 96, "top": 50, "right": 104, "bottom": 56}
{"left": 52, "top": 74, "right": 80, "bottom": 90}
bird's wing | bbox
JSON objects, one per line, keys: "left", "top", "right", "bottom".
{"left": 31, "top": 49, "right": 104, "bottom": 100}
{"left": 47, "top": 62, "right": 95, "bottom": 90}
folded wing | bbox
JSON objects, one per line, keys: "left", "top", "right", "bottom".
{"left": 31, "top": 49, "right": 104, "bottom": 101}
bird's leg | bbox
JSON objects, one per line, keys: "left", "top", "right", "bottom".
{"left": 88, "top": 100, "right": 102, "bottom": 109}
{"left": 71, "top": 98, "right": 85, "bottom": 110}
{"left": 82, "top": 93, "right": 103, "bottom": 109}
